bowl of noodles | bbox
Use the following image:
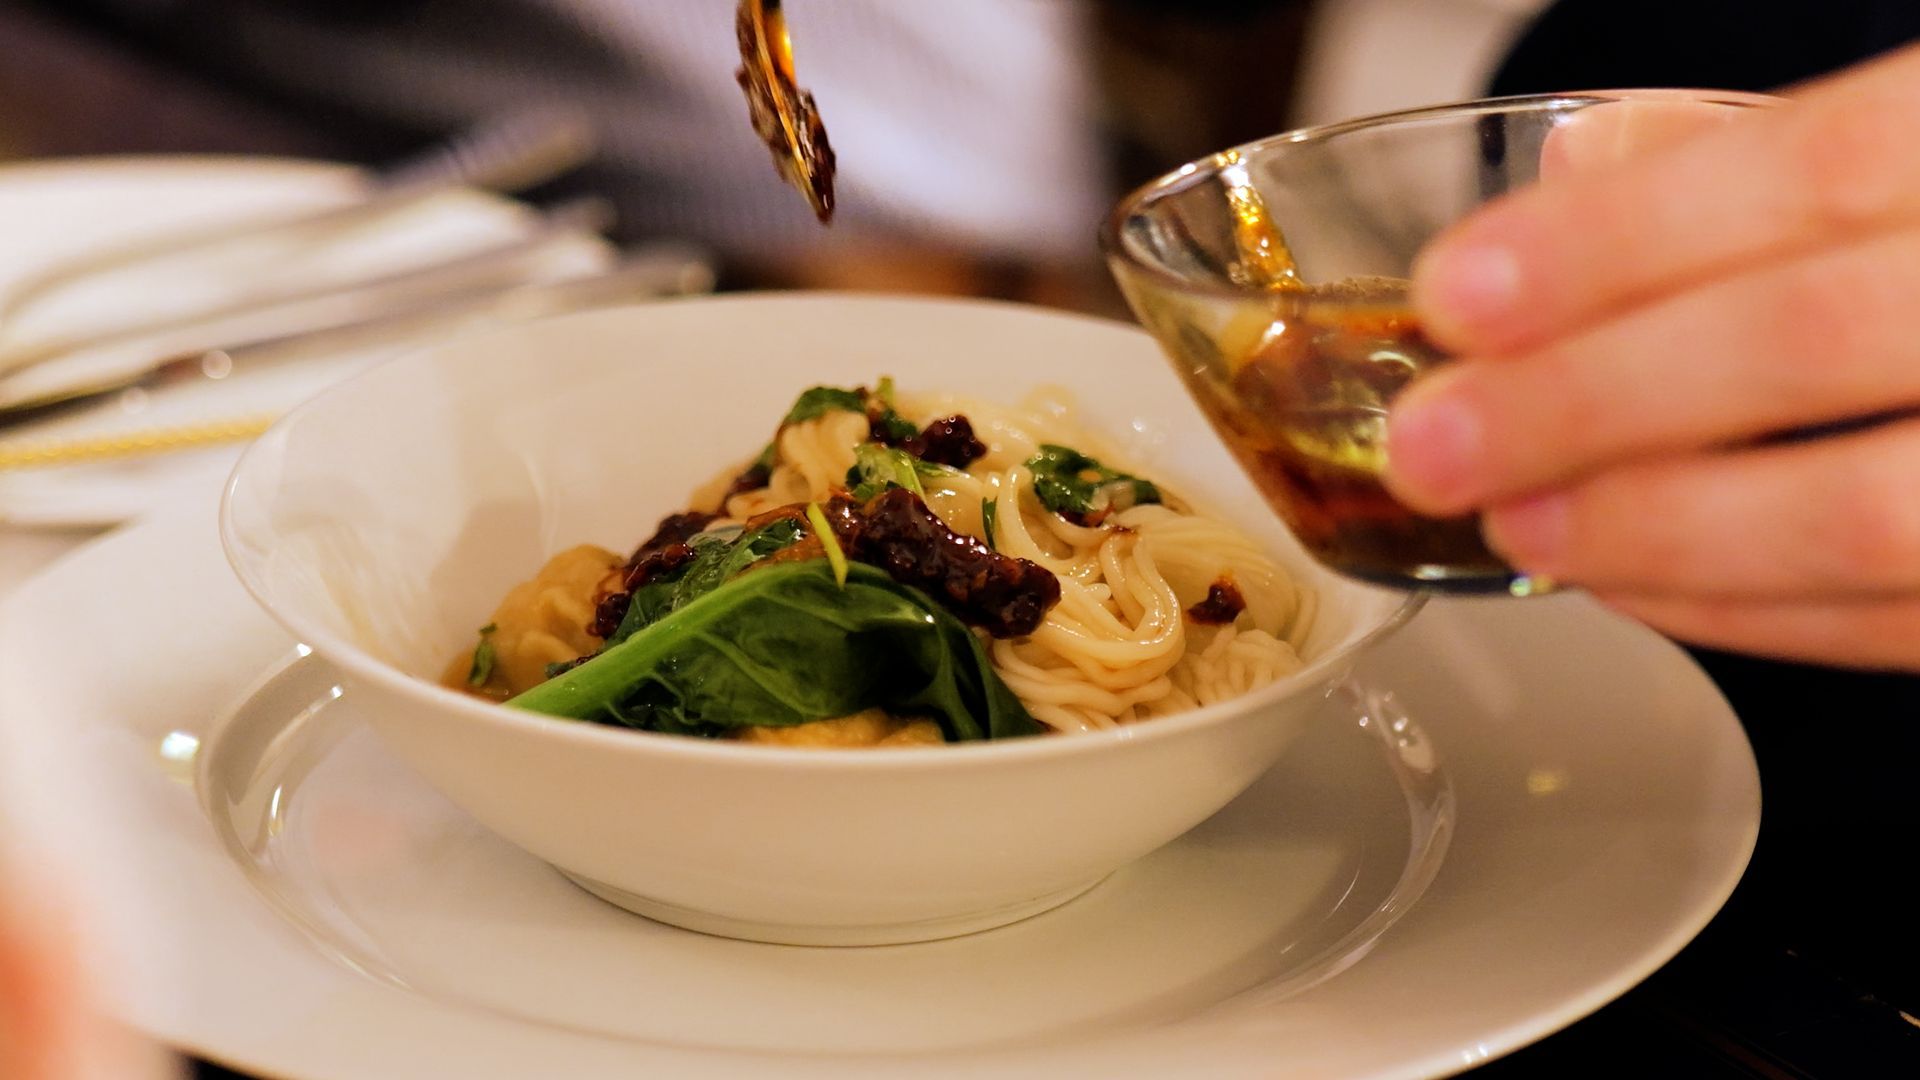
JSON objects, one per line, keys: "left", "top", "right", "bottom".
{"left": 222, "top": 293, "right": 1419, "bottom": 945}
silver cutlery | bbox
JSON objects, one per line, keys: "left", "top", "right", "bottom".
{"left": 0, "top": 196, "right": 616, "bottom": 379}
{"left": 0, "top": 246, "right": 715, "bottom": 431}
{"left": 0, "top": 107, "right": 598, "bottom": 372}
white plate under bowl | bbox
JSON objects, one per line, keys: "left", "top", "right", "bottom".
{"left": 200, "top": 647, "right": 1446, "bottom": 1056}
{"left": 0, "top": 487, "right": 1760, "bottom": 1079}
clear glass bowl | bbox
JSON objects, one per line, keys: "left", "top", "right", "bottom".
{"left": 1103, "top": 90, "right": 1774, "bottom": 594}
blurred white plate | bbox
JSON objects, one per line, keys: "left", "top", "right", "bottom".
{"left": 0, "top": 486, "right": 1759, "bottom": 1078}
{"left": 0, "top": 156, "right": 611, "bottom": 527}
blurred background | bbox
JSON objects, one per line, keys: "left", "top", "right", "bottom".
{"left": 0, "top": 0, "right": 1548, "bottom": 313}
{"left": 11, "top": 3, "right": 1920, "bottom": 1079}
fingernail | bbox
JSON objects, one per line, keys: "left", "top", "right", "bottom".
{"left": 1483, "top": 492, "right": 1571, "bottom": 572}
{"left": 1384, "top": 381, "right": 1485, "bottom": 511}
{"left": 1415, "top": 242, "right": 1523, "bottom": 331}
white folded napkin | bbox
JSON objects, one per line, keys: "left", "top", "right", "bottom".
{"left": 0, "top": 160, "right": 612, "bottom": 527}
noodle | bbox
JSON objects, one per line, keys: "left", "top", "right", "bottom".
{"left": 722, "top": 409, "right": 870, "bottom": 518}
{"left": 704, "top": 386, "right": 1312, "bottom": 733}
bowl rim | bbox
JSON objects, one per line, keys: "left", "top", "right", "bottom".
{"left": 1098, "top": 88, "right": 1783, "bottom": 305}
{"left": 220, "top": 291, "right": 1426, "bottom": 772}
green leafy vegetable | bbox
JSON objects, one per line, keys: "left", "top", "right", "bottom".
{"left": 507, "top": 562, "right": 1042, "bottom": 742}
{"left": 605, "top": 519, "right": 804, "bottom": 647}
{"left": 466, "top": 623, "right": 498, "bottom": 686}
{"left": 981, "top": 497, "right": 998, "bottom": 551}
{"left": 806, "top": 502, "right": 849, "bottom": 586}
{"left": 781, "top": 386, "right": 867, "bottom": 426}
{"left": 865, "top": 375, "right": 919, "bottom": 442}
{"left": 845, "top": 442, "right": 964, "bottom": 501}
{"left": 778, "top": 382, "right": 917, "bottom": 443}
{"left": 868, "top": 409, "right": 919, "bottom": 444}
{"left": 1024, "top": 444, "right": 1162, "bottom": 521}
{"left": 847, "top": 443, "right": 927, "bottom": 500}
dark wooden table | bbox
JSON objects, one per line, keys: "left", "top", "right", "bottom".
{"left": 188, "top": 648, "right": 1920, "bottom": 1079}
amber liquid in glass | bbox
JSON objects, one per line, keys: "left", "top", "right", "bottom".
{"left": 1123, "top": 169, "right": 1530, "bottom": 591}
{"left": 1175, "top": 284, "right": 1515, "bottom": 589}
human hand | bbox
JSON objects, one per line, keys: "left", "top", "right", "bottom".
{"left": 2, "top": 702, "right": 175, "bottom": 1079}
{"left": 1384, "top": 51, "right": 1920, "bottom": 670}
{"left": 0, "top": 874, "right": 174, "bottom": 1080}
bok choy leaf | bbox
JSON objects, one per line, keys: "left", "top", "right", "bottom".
{"left": 507, "top": 561, "right": 1041, "bottom": 742}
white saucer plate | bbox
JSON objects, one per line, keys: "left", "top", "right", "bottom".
{"left": 0, "top": 489, "right": 1759, "bottom": 1078}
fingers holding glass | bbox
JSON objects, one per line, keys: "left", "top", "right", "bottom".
{"left": 1477, "top": 415, "right": 1920, "bottom": 600}
{"left": 1386, "top": 230, "right": 1920, "bottom": 515}
{"left": 1537, "top": 93, "right": 1752, "bottom": 183}
{"left": 1591, "top": 591, "right": 1920, "bottom": 672}
{"left": 1414, "top": 44, "right": 1920, "bottom": 355}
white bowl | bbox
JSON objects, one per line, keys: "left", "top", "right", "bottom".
{"left": 221, "top": 293, "right": 1418, "bottom": 946}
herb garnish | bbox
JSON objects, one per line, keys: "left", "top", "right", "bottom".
{"left": 466, "top": 623, "right": 498, "bottom": 687}
{"left": 806, "top": 502, "right": 849, "bottom": 586}
{"left": 847, "top": 443, "right": 926, "bottom": 500}
{"left": 1024, "top": 444, "right": 1162, "bottom": 524}
{"left": 781, "top": 386, "right": 867, "bottom": 426}
{"left": 778, "top": 382, "right": 918, "bottom": 445}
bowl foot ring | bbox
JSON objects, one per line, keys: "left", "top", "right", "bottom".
{"left": 559, "top": 870, "right": 1111, "bottom": 947}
